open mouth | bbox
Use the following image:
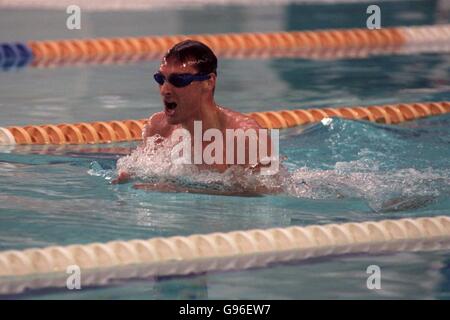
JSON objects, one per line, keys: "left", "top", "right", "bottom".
{"left": 164, "top": 101, "right": 177, "bottom": 110}
{"left": 164, "top": 101, "right": 177, "bottom": 117}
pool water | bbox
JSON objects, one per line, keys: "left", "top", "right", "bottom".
{"left": 1, "top": 0, "right": 450, "bottom": 299}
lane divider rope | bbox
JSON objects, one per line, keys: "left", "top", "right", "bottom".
{"left": 2, "top": 25, "right": 450, "bottom": 69}
{"left": 0, "top": 215, "right": 449, "bottom": 294}
{"left": 1, "top": 101, "right": 449, "bottom": 145}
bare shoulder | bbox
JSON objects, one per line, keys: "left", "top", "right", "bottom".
{"left": 144, "top": 112, "right": 172, "bottom": 138}
{"left": 148, "top": 111, "right": 166, "bottom": 126}
{"left": 219, "top": 106, "right": 261, "bottom": 130}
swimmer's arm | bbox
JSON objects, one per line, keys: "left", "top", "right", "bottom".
{"left": 132, "top": 166, "right": 286, "bottom": 196}
{"left": 110, "top": 123, "right": 150, "bottom": 184}
{"left": 112, "top": 114, "right": 164, "bottom": 184}
{"left": 230, "top": 163, "right": 286, "bottom": 195}
{"left": 133, "top": 182, "right": 264, "bottom": 197}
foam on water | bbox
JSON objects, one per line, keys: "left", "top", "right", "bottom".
{"left": 108, "top": 115, "right": 450, "bottom": 212}
{"left": 115, "top": 135, "right": 285, "bottom": 193}
{"left": 283, "top": 115, "right": 450, "bottom": 212}
{"left": 288, "top": 162, "right": 450, "bottom": 212}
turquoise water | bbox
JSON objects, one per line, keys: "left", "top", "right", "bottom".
{"left": 1, "top": 0, "right": 450, "bottom": 299}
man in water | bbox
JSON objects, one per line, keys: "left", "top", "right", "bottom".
{"left": 113, "top": 40, "right": 281, "bottom": 195}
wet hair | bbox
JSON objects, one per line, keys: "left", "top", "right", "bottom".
{"left": 164, "top": 40, "right": 218, "bottom": 76}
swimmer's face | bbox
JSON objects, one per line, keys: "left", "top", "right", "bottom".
{"left": 157, "top": 58, "right": 216, "bottom": 125}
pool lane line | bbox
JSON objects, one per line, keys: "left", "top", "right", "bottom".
{"left": 1, "top": 101, "right": 449, "bottom": 145}
{"left": 2, "top": 24, "right": 449, "bottom": 69}
{"left": 25, "top": 25, "right": 450, "bottom": 67}
{"left": 0, "top": 215, "right": 449, "bottom": 295}
{"left": 248, "top": 101, "right": 450, "bottom": 128}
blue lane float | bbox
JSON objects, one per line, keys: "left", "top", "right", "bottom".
{"left": 0, "top": 42, "right": 33, "bottom": 70}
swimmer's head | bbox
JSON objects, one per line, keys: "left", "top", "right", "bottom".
{"left": 155, "top": 40, "right": 218, "bottom": 125}
{"left": 164, "top": 40, "right": 217, "bottom": 77}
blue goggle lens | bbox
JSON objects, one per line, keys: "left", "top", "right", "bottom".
{"left": 153, "top": 72, "right": 210, "bottom": 88}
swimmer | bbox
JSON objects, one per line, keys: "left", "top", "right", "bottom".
{"left": 112, "top": 40, "right": 284, "bottom": 195}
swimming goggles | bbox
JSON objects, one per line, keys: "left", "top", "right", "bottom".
{"left": 153, "top": 72, "right": 211, "bottom": 88}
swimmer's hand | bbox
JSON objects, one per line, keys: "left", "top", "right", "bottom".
{"left": 133, "top": 182, "right": 264, "bottom": 197}
{"left": 111, "top": 171, "right": 130, "bottom": 184}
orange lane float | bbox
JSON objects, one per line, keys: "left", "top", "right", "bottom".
{"left": 1, "top": 101, "right": 449, "bottom": 145}
{"left": 27, "top": 24, "right": 450, "bottom": 67}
